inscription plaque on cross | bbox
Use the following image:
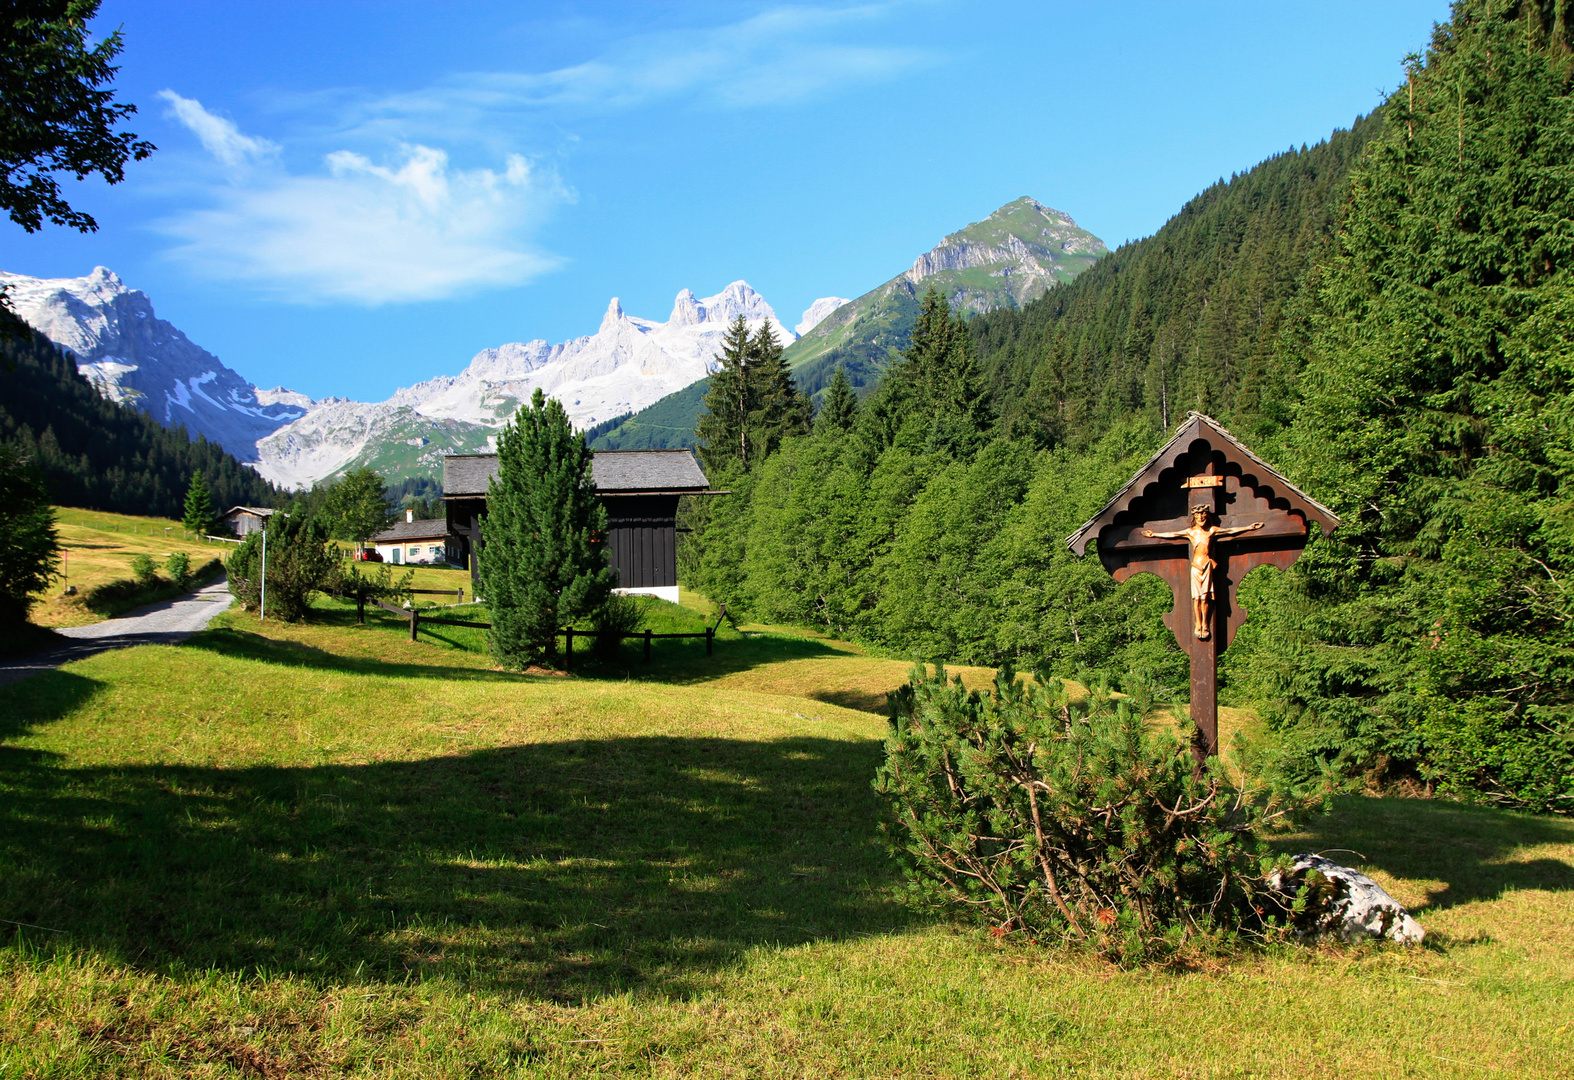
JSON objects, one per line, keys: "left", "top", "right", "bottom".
{"left": 1065, "top": 413, "right": 1339, "bottom": 762}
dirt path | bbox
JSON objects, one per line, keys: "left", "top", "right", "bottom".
{"left": 0, "top": 577, "right": 234, "bottom": 687}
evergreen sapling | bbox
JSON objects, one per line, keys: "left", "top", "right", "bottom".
{"left": 481, "top": 388, "right": 614, "bottom": 669}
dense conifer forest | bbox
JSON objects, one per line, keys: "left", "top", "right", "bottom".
{"left": 0, "top": 318, "right": 278, "bottom": 518}
{"left": 684, "top": 0, "right": 1574, "bottom": 812}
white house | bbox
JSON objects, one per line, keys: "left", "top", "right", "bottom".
{"left": 369, "top": 512, "right": 456, "bottom": 565}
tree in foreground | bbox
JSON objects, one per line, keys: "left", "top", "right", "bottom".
{"left": 481, "top": 388, "right": 614, "bottom": 669}
{"left": 875, "top": 665, "right": 1315, "bottom": 961}
{"left": 0, "top": 1, "right": 154, "bottom": 234}
{"left": 0, "top": 446, "right": 59, "bottom": 623}
{"left": 181, "top": 471, "right": 213, "bottom": 535}
{"left": 321, "top": 466, "right": 392, "bottom": 546}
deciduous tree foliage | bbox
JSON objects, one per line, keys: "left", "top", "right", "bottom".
{"left": 225, "top": 512, "right": 340, "bottom": 623}
{"left": 481, "top": 388, "right": 613, "bottom": 669}
{"left": 0, "top": 0, "right": 153, "bottom": 234}
{"left": 321, "top": 466, "right": 392, "bottom": 545}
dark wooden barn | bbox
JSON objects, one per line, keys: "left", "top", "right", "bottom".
{"left": 442, "top": 449, "right": 716, "bottom": 602}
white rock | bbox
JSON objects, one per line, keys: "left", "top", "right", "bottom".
{"left": 796, "top": 296, "right": 851, "bottom": 336}
{"left": 1269, "top": 853, "right": 1425, "bottom": 945}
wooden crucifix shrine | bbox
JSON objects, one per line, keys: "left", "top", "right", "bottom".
{"left": 1065, "top": 413, "right": 1339, "bottom": 761}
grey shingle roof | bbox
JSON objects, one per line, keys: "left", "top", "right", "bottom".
{"left": 443, "top": 450, "right": 709, "bottom": 497}
{"left": 371, "top": 519, "right": 450, "bottom": 543}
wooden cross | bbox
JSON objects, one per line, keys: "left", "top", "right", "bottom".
{"left": 1066, "top": 413, "right": 1339, "bottom": 762}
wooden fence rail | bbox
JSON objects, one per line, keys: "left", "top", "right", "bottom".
{"left": 363, "top": 595, "right": 728, "bottom": 666}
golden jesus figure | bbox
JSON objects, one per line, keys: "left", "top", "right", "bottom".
{"left": 1142, "top": 506, "right": 1265, "bottom": 640}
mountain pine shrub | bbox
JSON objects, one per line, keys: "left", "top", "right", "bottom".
{"left": 226, "top": 513, "right": 341, "bottom": 622}
{"left": 874, "top": 666, "right": 1318, "bottom": 961}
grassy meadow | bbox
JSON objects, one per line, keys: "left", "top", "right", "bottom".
{"left": 34, "top": 509, "right": 235, "bottom": 628}
{"left": 1, "top": 588, "right": 1570, "bottom": 1077}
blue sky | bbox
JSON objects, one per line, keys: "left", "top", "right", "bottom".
{"left": 1, "top": 0, "right": 1450, "bottom": 402}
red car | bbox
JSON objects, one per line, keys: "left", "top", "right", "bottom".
{"left": 352, "top": 548, "right": 383, "bottom": 562}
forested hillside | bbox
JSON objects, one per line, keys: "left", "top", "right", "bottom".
{"left": 971, "top": 115, "right": 1379, "bottom": 447}
{"left": 684, "top": 0, "right": 1574, "bottom": 812}
{"left": 1, "top": 318, "right": 278, "bottom": 517}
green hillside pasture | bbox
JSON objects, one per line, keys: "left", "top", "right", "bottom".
{"left": 589, "top": 380, "right": 709, "bottom": 451}
{"left": 0, "top": 610, "right": 1570, "bottom": 1077}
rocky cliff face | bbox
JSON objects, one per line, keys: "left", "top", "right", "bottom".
{"left": 585, "top": 198, "right": 1109, "bottom": 452}
{"left": 788, "top": 197, "right": 1108, "bottom": 374}
{"left": 0, "top": 267, "right": 308, "bottom": 460}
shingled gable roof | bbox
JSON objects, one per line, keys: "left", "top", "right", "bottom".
{"left": 443, "top": 449, "right": 711, "bottom": 498}
{"left": 1065, "top": 411, "right": 1339, "bottom": 556}
{"left": 370, "top": 518, "right": 449, "bottom": 543}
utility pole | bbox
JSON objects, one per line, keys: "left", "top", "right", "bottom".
{"left": 260, "top": 524, "right": 268, "bottom": 621}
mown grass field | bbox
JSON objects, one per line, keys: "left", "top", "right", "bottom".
{"left": 34, "top": 509, "right": 234, "bottom": 628}
{"left": 1, "top": 590, "right": 1570, "bottom": 1077}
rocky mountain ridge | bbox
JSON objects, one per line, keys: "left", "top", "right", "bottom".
{"left": 589, "top": 197, "right": 1108, "bottom": 451}
{"left": 2, "top": 266, "right": 837, "bottom": 489}
{"left": 0, "top": 267, "right": 309, "bottom": 457}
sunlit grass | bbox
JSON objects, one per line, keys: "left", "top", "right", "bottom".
{"left": 34, "top": 508, "right": 232, "bottom": 627}
{"left": 0, "top": 592, "right": 1570, "bottom": 1077}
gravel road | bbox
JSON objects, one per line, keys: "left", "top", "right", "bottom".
{"left": 0, "top": 576, "right": 235, "bottom": 687}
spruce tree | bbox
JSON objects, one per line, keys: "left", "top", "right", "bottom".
{"left": 481, "top": 388, "right": 613, "bottom": 669}
{"left": 816, "top": 366, "right": 860, "bottom": 432}
{"left": 696, "top": 315, "right": 754, "bottom": 475}
{"left": 744, "top": 321, "right": 811, "bottom": 457}
{"left": 1245, "top": 0, "right": 1574, "bottom": 811}
{"left": 181, "top": 471, "right": 214, "bottom": 535}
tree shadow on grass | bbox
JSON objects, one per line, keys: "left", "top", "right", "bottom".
{"left": 1280, "top": 795, "right": 1574, "bottom": 911}
{"left": 0, "top": 724, "right": 908, "bottom": 1001}
{"left": 179, "top": 626, "right": 540, "bottom": 685}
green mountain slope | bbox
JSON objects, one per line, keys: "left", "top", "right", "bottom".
{"left": 970, "top": 121, "right": 1382, "bottom": 448}
{"left": 786, "top": 197, "right": 1105, "bottom": 390}
{"left": 589, "top": 380, "right": 709, "bottom": 450}
{"left": 589, "top": 197, "right": 1107, "bottom": 451}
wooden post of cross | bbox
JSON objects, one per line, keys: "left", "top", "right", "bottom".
{"left": 1066, "top": 413, "right": 1339, "bottom": 763}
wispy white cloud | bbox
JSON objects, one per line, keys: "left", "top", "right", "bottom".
{"left": 150, "top": 5, "right": 931, "bottom": 305}
{"left": 158, "top": 91, "right": 280, "bottom": 166}
{"left": 335, "top": 2, "right": 936, "bottom": 140}
{"left": 155, "top": 109, "right": 569, "bottom": 305}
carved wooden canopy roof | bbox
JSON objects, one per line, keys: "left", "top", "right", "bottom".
{"left": 1065, "top": 411, "right": 1339, "bottom": 557}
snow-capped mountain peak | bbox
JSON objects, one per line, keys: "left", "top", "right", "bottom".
{"left": 254, "top": 280, "right": 796, "bottom": 488}
{"left": 0, "top": 266, "right": 310, "bottom": 460}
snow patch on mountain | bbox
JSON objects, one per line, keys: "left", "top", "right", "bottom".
{"left": 0, "top": 266, "right": 309, "bottom": 460}
{"left": 252, "top": 280, "right": 796, "bottom": 487}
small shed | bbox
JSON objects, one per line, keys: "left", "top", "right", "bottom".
{"left": 369, "top": 512, "right": 458, "bottom": 565}
{"left": 443, "top": 449, "right": 718, "bottom": 602}
{"left": 218, "top": 506, "right": 277, "bottom": 536}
